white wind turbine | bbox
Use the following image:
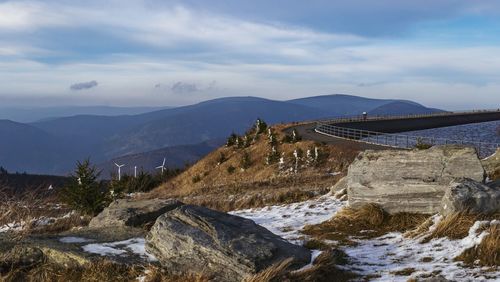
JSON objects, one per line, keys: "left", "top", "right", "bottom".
{"left": 114, "top": 162, "right": 125, "bottom": 181}
{"left": 156, "top": 158, "right": 166, "bottom": 175}
{"left": 134, "top": 166, "right": 137, "bottom": 178}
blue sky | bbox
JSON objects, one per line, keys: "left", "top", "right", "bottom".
{"left": 1, "top": 0, "right": 500, "bottom": 109}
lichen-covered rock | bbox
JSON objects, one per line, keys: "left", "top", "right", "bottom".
{"left": 89, "top": 199, "right": 183, "bottom": 228}
{"left": 347, "top": 145, "right": 485, "bottom": 214}
{"left": 441, "top": 178, "right": 500, "bottom": 216}
{"left": 146, "top": 204, "right": 311, "bottom": 282}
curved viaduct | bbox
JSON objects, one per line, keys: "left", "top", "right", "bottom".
{"left": 329, "top": 110, "right": 500, "bottom": 134}
{"left": 286, "top": 110, "right": 500, "bottom": 152}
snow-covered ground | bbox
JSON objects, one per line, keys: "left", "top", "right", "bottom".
{"left": 233, "top": 195, "right": 500, "bottom": 281}
{"left": 230, "top": 193, "right": 345, "bottom": 244}
{"left": 0, "top": 212, "right": 75, "bottom": 233}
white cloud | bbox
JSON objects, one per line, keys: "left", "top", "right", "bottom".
{"left": 0, "top": 1, "right": 499, "bottom": 109}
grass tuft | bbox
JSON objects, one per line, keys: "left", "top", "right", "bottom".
{"left": 303, "top": 204, "right": 429, "bottom": 245}
{"left": 456, "top": 224, "right": 500, "bottom": 266}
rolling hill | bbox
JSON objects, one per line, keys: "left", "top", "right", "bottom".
{"left": 0, "top": 106, "right": 168, "bottom": 123}
{"left": 96, "top": 139, "right": 224, "bottom": 178}
{"left": 368, "top": 101, "right": 445, "bottom": 116}
{"left": 0, "top": 95, "right": 441, "bottom": 175}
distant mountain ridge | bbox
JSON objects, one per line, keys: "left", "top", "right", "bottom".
{"left": 368, "top": 101, "right": 445, "bottom": 116}
{"left": 0, "top": 94, "right": 441, "bottom": 175}
{"left": 0, "top": 106, "right": 169, "bottom": 123}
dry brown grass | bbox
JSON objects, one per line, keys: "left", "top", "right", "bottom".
{"left": 143, "top": 123, "right": 359, "bottom": 211}
{"left": 407, "top": 213, "right": 500, "bottom": 243}
{"left": 1, "top": 260, "right": 209, "bottom": 282}
{"left": 1, "top": 259, "right": 142, "bottom": 282}
{"left": 245, "top": 258, "right": 293, "bottom": 282}
{"left": 456, "top": 224, "right": 500, "bottom": 266}
{"left": 0, "top": 189, "right": 88, "bottom": 238}
{"left": 247, "top": 250, "right": 357, "bottom": 282}
{"left": 422, "top": 213, "right": 478, "bottom": 242}
{"left": 303, "top": 204, "right": 429, "bottom": 246}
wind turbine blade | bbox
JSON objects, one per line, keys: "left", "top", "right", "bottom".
{"left": 162, "top": 158, "right": 166, "bottom": 166}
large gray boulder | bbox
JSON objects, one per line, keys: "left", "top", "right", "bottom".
{"left": 347, "top": 145, "right": 485, "bottom": 214}
{"left": 441, "top": 178, "right": 500, "bottom": 216}
{"left": 146, "top": 205, "right": 311, "bottom": 282}
{"left": 89, "top": 198, "right": 183, "bottom": 228}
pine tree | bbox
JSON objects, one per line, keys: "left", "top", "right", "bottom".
{"left": 59, "top": 159, "right": 109, "bottom": 215}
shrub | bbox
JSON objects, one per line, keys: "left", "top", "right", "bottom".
{"left": 240, "top": 152, "right": 252, "bottom": 170}
{"left": 192, "top": 175, "right": 202, "bottom": 183}
{"left": 226, "top": 165, "right": 236, "bottom": 174}
{"left": 415, "top": 138, "right": 433, "bottom": 150}
{"left": 226, "top": 133, "right": 238, "bottom": 147}
{"left": 265, "top": 146, "right": 280, "bottom": 165}
{"left": 58, "top": 159, "right": 109, "bottom": 216}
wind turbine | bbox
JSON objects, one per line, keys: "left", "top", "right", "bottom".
{"left": 156, "top": 158, "right": 166, "bottom": 175}
{"left": 114, "top": 163, "right": 125, "bottom": 181}
{"left": 134, "top": 166, "right": 137, "bottom": 178}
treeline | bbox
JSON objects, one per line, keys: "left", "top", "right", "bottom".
{"left": 0, "top": 167, "right": 69, "bottom": 195}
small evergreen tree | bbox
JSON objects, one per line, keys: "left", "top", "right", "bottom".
{"left": 255, "top": 118, "right": 268, "bottom": 134}
{"left": 59, "top": 159, "right": 108, "bottom": 215}
{"left": 240, "top": 152, "right": 252, "bottom": 170}
{"left": 265, "top": 146, "right": 280, "bottom": 165}
{"left": 226, "top": 133, "right": 238, "bottom": 147}
{"left": 282, "top": 129, "right": 302, "bottom": 144}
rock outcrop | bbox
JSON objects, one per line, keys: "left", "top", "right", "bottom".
{"left": 331, "top": 176, "right": 347, "bottom": 194}
{"left": 482, "top": 148, "right": 500, "bottom": 180}
{"left": 89, "top": 199, "right": 183, "bottom": 228}
{"left": 146, "top": 204, "right": 311, "bottom": 282}
{"left": 347, "top": 145, "right": 485, "bottom": 214}
{"left": 440, "top": 178, "right": 500, "bottom": 216}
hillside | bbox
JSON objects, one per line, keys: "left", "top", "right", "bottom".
{"left": 96, "top": 139, "right": 224, "bottom": 178}
{"left": 287, "top": 94, "right": 422, "bottom": 116}
{"left": 146, "top": 121, "right": 360, "bottom": 211}
{"left": 368, "top": 101, "right": 444, "bottom": 116}
{"left": 0, "top": 120, "right": 75, "bottom": 174}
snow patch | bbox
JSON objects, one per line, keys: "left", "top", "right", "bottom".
{"left": 230, "top": 193, "right": 344, "bottom": 243}
{"left": 81, "top": 238, "right": 157, "bottom": 261}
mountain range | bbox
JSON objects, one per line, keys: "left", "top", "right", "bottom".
{"left": 0, "top": 94, "right": 442, "bottom": 176}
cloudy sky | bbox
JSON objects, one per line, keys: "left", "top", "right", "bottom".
{"left": 1, "top": 0, "right": 500, "bottom": 109}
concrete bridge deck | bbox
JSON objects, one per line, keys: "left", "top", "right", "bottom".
{"left": 286, "top": 109, "right": 500, "bottom": 156}
{"left": 328, "top": 110, "right": 500, "bottom": 134}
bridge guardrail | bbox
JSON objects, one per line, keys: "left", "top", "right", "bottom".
{"left": 313, "top": 109, "right": 500, "bottom": 125}
{"left": 315, "top": 123, "right": 500, "bottom": 158}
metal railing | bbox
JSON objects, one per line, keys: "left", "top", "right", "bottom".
{"left": 314, "top": 109, "right": 500, "bottom": 125}
{"left": 315, "top": 123, "right": 500, "bottom": 158}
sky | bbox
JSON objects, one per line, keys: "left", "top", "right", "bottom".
{"left": 1, "top": 0, "right": 500, "bottom": 110}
